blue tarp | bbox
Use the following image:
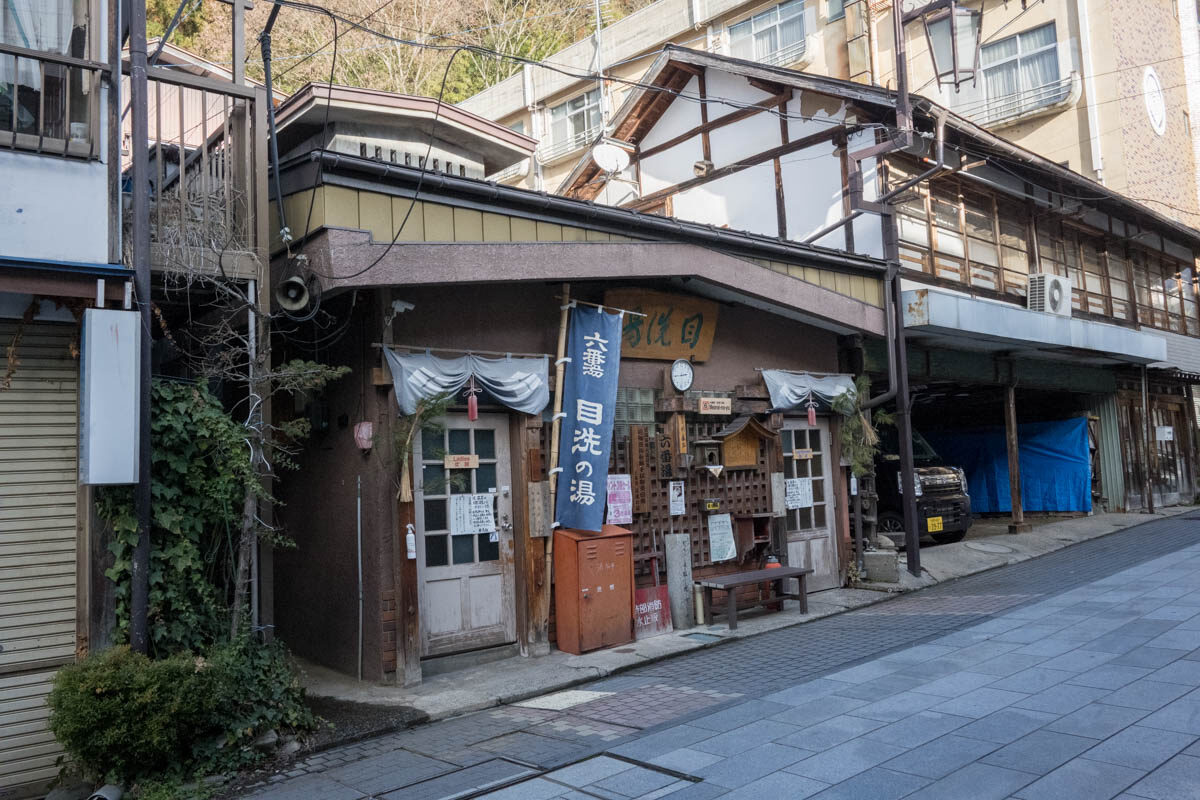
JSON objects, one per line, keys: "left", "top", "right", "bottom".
{"left": 924, "top": 418, "right": 1091, "bottom": 513}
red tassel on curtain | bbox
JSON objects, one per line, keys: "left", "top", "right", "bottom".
{"left": 806, "top": 393, "right": 817, "bottom": 427}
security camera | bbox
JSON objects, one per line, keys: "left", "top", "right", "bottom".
{"left": 391, "top": 299, "right": 415, "bottom": 314}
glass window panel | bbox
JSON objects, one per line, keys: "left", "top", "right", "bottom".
{"left": 424, "top": 499, "right": 447, "bottom": 531}
{"left": 964, "top": 200, "right": 994, "bottom": 239}
{"left": 1087, "top": 295, "right": 1107, "bottom": 315}
{"left": 797, "top": 508, "right": 813, "bottom": 529}
{"left": 478, "top": 533, "right": 500, "bottom": 562}
{"left": 448, "top": 429, "right": 470, "bottom": 454}
{"left": 814, "top": 505, "right": 826, "bottom": 528}
{"left": 1085, "top": 272, "right": 1104, "bottom": 294}
{"left": 1002, "top": 247, "right": 1028, "bottom": 272}
{"left": 787, "top": 509, "right": 799, "bottom": 529}
{"left": 425, "top": 534, "right": 448, "bottom": 567}
{"left": 1112, "top": 299, "right": 1129, "bottom": 320}
{"left": 1004, "top": 270, "right": 1028, "bottom": 296}
{"left": 449, "top": 469, "right": 471, "bottom": 493}
{"left": 970, "top": 240, "right": 999, "bottom": 267}
{"left": 1019, "top": 22, "right": 1058, "bottom": 50}
{"left": 899, "top": 215, "right": 929, "bottom": 246}
{"left": 936, "top": 231, "right": 965, "bottom": 258}
{"left": 972, "top": 266, "right": 1000, "bottom": 291}
{"left": 934, "top": 257, "right": 963, "bottom": 281}
{"left": 982, "top": 36, "right": 1019, "bottom": 66}
{"left": 809, "top": 429, "right": 822, "bottom": 449}
{"left": 1111, "top": 279, "right": 1129, "bottom": 300}
{"left": 813, "top": 481, "right": 825, "bottom": 503}
{"left": 781, "top": 430, "right": 793, "bottom": 451}
{"left": 423, "top": 465, "right": 446, "bottom": 495}
{"left": 452, "top": 535, "right": 475, "bottom": 564}
{"left": 421, "top": 428, "right": 443, "bottom": 457}
{"left": 475, "top": 463, "right": 498, "bottom": 493}
{"left": 475, "top": 429, "right": 495, "bottom": 459}
{"left": 932, "top": 196, "right": 960, "bottom": 228}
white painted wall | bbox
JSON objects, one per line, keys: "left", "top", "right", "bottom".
{"left": 641, "top": 76, "right": 703, "bottom": 151}
{"left": 709, "top": 109, "right": 780, "bottom": 169}
{"left": 641, "top": 135, "right": 705, "bottom": 195}
{"left": 781, "top": 141, "right": 843, "bottom": 243}
{"left": 0, "top": 151, "right": 109, "bottom": 264}
{"left": 704, "top": 66, "right": 773, "bottom": 115}
{"left": 673, "top": 162, "right": 778, "bottom": 237}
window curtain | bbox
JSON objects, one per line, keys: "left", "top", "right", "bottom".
{"left": 384, "top": 349, "right": 551, "bottom": 417}
{"left": 1, "top": 0, "right": 73, "bottom": 90}
{"left": 762, "top": 370, "right": 855, "bottom": 412}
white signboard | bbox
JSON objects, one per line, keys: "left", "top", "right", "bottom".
{"left": 449, "top": 493, "right": 496, "bottom": 535}
{"left": 606, "top": 474, "right": 633, "bottom": 525}
{"left": 708, "top": 513, "right": 737, "bottom": 562}
{"left": 669, "top": 481, "right": 686, "bottom": 516}
{"left": 1156, "top": 425, "right": 1175, "bottom": 442}
{"left": 785, "top": 477, "right": 814, "bottom": 510}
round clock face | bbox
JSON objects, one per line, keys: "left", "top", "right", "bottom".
{"left": 671, "top": 359, "right": 694, "bottom": 392}
{"left": 1144, "top": 67, "right": 1167, "bottom": 136}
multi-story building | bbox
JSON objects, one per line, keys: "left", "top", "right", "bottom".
{"left": 0, "top": 10, "right": 267, "bottom": 796}
{"left": 461, "top": 1, "right": 1200, "bottom": 516}
{"left": 461, "top": 0, "right": 1200, "bottom": 233}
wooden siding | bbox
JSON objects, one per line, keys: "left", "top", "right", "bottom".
{"left": 270, "top": 186, "right": 885, "bottom": 309}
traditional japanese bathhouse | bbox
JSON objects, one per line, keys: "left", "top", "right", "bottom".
{"left": 266, "top": 84, "right": 888, "bottom": 683}
{"left": 556, "top": 46, "right": 1200, "bottom": 518}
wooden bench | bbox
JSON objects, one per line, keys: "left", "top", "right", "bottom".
{"left": 696, "top": 566, "right": 813, "bottom": 630}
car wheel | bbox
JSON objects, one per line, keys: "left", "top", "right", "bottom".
{"left": 877, "top": 511, "right": 905, "bottom": 546}
{"left": 931, "top": 531, "right": 966, "bottom": 545}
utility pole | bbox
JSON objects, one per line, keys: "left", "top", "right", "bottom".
{"left": 129, "top": 0, "right": 153, "bottom": 654}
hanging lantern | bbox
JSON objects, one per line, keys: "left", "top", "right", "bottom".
{"left": 464, "top": 375, "right": 480, "bottom": 421}
{"left": 917, "top": 0, "right": 984, "bottom": 91}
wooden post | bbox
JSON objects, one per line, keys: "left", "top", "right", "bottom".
{"left": 1005, "top": 385, "right": 1030, "bottom": 533}
{"left": 396, "top": 488, "right": 422, "bottom": 687}
{"left": 1142, "top": 366, "right": 1156, "bottom": 513}
{"left": 545, "top": 284, "right": 571, "bottom": 602}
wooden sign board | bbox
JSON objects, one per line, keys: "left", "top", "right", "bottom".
{"left": 528, "top": 481, "right": 551, "bottom": 538}
{"left": 655, "top": 432, "right": 675, "bottom": 480}
{"left": 604, "top": 288, "right": 719, "bottom": 362}
{"left": 630, "top": 426, "right": 652, "bottom": 514}
{"left": 698, "top": 397, "right": 732, "bottom": 415}
{"left": 793, "top": 448, "right": 813, "bottom": 460}
{"left": 445, "top": 454, "right": 480, "bottom": 469}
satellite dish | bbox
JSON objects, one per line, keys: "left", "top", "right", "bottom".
{"left": 591, "top": 142, "right": 630, "bottom": 174}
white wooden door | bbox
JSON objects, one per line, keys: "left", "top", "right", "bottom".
{"left": 782, "top": 419, "right": 839, "bottom": 592}
{"left": 414, "top": 414, "right": 516, "bottom": 657}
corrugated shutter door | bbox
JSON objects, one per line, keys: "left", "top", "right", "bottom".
{"left": 0, "top": 321, "right": 78, "bottom": 796}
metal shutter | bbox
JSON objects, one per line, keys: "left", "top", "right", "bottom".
{"left": 0, "top": 320, "right": 78, "bottom": 796}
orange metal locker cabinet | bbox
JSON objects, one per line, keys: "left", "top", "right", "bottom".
{"left": 554, "top": 525, "right": 635, "bottom": 655}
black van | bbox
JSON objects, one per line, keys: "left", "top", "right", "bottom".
{"left": 873, "top": 427, "right": 972, "bottom": 546}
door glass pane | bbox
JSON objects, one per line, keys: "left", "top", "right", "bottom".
{"left": 425, "top": 499, "right": 447, "bottom": 530}
{"left": 814, "top": 506, "right": 826, "bottom": 527}
{"left": 421, "top": 427, "right": 443, "bottom": 455}
{"left": 813, "top": 480, "right": 825, "bottom": 503}
{"left": 476, "top": 463, "right": 498, "bottom": 493}
{"left": 448, "top": 429, "right": 470, "bottom": 454}
{"left": 797, "top": 508, "right": 813, "bottom": 529}
{"left": 449, "top": 469, "right": 471, "bottom": 493}
{"left": 422, "top": 464, "right": 445, "bottom": 493}
{"left": 781, "top": 429, "right": 793, "bottom": 451}
{"left": 475, "top": 429, "right": 495, "bottom": 459}
{"left": 426, "top": 534, "right": 448, "bottom": 567}
{"left": 452, "top": 535, "right": 475, "bottom": 564}
{"left": 478, "top": 533, "right": 500, "bottom": 562}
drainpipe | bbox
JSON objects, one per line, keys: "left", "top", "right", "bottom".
{"left": 357, "top": 474, "right": 364, "bottom": 681}
{"left": 1142, "top": 366, "right": 1155, "bottom": 513}
{"left": 1075, "top": 0, "right": 1105, "bottom": 182}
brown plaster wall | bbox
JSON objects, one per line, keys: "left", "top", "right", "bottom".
{"left": 273, "top": 298, "right": 394, "bottom": 680}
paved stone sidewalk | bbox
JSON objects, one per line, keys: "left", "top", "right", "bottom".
{"left": 238, "top": 513, "right": 1200, "bottom": 799}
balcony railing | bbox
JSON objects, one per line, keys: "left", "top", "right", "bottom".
{"left": 0, "top": 42, "right": 107, "bottom": 158}
{"left": 537, "top": 126, "right": 600, "bottom": 163}
{"left": 121, "top": 66, "right": 267, "bottom": 280}
{"left": 487, "top": 158, "right": 530, "bottom": 183}
{"left": 756, "top": 38, "right": 809, "bottom": 69}
{"left": 953, "top": 74, "right": 1077, "bottom": 128}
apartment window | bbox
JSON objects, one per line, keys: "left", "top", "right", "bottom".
{"left": 729, "top": 0, "right": 806, "bottom": 67}
{"left": 953, "top": 23, "right": 1066, "bottom": 126}
{"left": 1106, "top": 250, "right": 1132, "bottom": 321}
{"left": 828, "top": 0, "right": 845, "bottom": 20}
{"left": 0, "top": 0, "right": 98, "bottom": 153}
{"left": 548, "top": 88, "right": 601, "bottom": 156}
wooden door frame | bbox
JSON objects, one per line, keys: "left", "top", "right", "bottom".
{"left": 780, "top": 415, "right": 840, "bottom": 591}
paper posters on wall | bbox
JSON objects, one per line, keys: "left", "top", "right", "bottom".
{"left": 606, "top": 474, "right": 633, "bottom": 525}
{"left": 669, "top": 480, "right": 686, "bottom": 516}
{"left": 449, "top": 493, "right": 496, "bottom": 535}
{"left": 785, "top": 477, "right": 814, "bottom": 510}
{"left": 708, "top": 513, "right": 736, "bottom": 562}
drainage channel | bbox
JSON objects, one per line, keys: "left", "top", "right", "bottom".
{"left": 452, "top": 753, "right": 702, "bottom": 799}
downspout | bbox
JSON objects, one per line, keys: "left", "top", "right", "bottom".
{"left": 1075, "top": 0, "right": 1105, "bottom": 183}
{"left": 260, "top": 4, "right": 290, "bottom": 249}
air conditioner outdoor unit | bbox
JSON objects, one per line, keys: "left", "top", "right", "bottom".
{"left": 1027, "top": 273, "right": 1072, "bottom": 317}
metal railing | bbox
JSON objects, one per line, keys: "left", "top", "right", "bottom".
{"left": 121, "top": 66, "right": 267, "bottom": 279}
{"left": 487, "top": 158, "right": 530, "bottom": 183}
{"left": 0, "top": 42, "right": 108, "bottom": 158}
{"left": 953, "top": 75, "right": 1076, "bottom": 128}
{"left": 537, "top": 126, "right": 600, "bottom": 163}
{"left": 755, "top": 38, "right": 809, "bottom": 69}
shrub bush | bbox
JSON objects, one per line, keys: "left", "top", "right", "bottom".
{"left": 49, "top": 639, "right": 317, "bottom": 785}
